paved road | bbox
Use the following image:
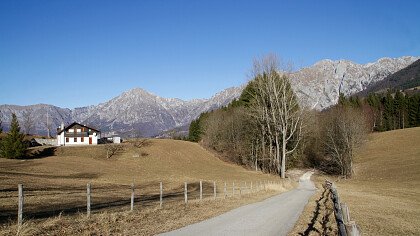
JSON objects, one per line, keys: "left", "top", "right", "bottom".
{"left": 160, "top": 172, "right": 316, "bottom": 236}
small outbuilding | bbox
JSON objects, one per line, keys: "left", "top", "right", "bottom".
{"left": 57, "top": 122, "right": 101, "bottom": 146}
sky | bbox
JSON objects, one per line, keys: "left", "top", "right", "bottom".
{"left": 1, "top": 0, "right": 419, "bottom": 108}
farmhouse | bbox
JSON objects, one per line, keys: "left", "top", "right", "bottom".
{"left": 57, "top": 122, "right": 101, "bottom": 146}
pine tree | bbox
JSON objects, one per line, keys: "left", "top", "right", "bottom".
{"left": 349, "top": 96, "right": 361, "bottom": 108}
{"left": 408, "top": 95, "right": 420, "bottom": 127}
{"left": 394, "top": 91, "right": 406, "bottom": 129}
{"left": 0, "top": 113, "right": 27, "bottom": 159}
{"left": 382, "top": 92, "right": 395, "bottom": 131}
{"left": 188, "top": 112, "right": 210, "bottom": 142}
{"left": 367, "top": 93, "right": 382, "bottom": 131}
{"left": 338, "top": 93, "right": 350, "bottom": 107}
{"left": 188, "top": 119, "right": 201, "bottom": 142}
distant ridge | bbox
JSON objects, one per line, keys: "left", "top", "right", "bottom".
{"left": 356, "top": 59, "right": 420, "bottom": 96}
{"left": 1, "top": 56, "right": 418, "bottom": 137}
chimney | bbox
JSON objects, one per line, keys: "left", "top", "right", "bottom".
{"left": 61, "top": 122, "right": 65, "bottom": 130}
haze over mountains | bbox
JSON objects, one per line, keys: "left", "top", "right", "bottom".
{"left": 1, "top": 56, "right": 418, "bottom": 137}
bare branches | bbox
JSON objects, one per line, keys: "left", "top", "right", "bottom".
{"left": 105, "top": 144, "right": 123, "bottom": 159}
{"left": 248, "top": 55, "right": 303, "bottom": 178}
{"left": 0, "top": 111, "right": 3, "bottom": 134}
{"left": 321, "top": 107, "right": 368, "bottom": 178}
{"left": 131, "top": 138, "right": 150, "bottom": 149}
{"left": 22, "top": 109, "right": 34, "bottom": 135}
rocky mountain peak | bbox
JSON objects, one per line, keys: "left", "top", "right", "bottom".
{"left": 1, "top": 56, "right": 418, "bottom": 137}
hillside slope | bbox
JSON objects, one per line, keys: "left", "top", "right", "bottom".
{"left": 0, "top": 139, "right": 286, "bottom": 223}
{"left": 337, "top": 127, "right": 420, "bottom": 235}
{"left": 0, "top": 139, "right": 281, "bottom": 191}
{"left": 357, "top": 59, "right": 420, "bottom": 96}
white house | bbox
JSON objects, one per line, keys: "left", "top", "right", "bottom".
{"left": 57, "top": 122, "right": 101, "bottom": 146}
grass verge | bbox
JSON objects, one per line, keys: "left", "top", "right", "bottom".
{"left": 1, "top": 190, "right": 284, "bottom": 236}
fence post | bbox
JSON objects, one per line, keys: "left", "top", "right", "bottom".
{"left": 18, "top": 184, "right": 24, "bottom": 226}
{"left": 341, "top": 203, "right": 350, "bottom": 224}
{"left": 244, "top": 181, "right": 247, "bottom": 194}
{"left": 184, "top": 182, "right": 188, "bottom": 204}
{"left": 200, "top": 180, "right": 203, "bottom": 200}
{"left": 87, "top": 183, "right": 91, "bottom": 217}
{"left": 130, "top": 182, "right": 135, "bottom": 211}
{"left": 224, "top": 182, "right": 227, "bottom": 199}
{"left": 232, "top": 181, "right": 235, "bottom": 197}
{"left": 239, "top": 183, "right": 242, "bottom": 197}
{"left": 346, "top": 221, "right": 361, "bottom": 236}
{"left": 160, "top": 182, "right": 163, "bottom": 208}
{"left": 251, "top": 181, "right": 253, "bottom": 193}
{"left": 213, "top": 181, "right": 216, "bottom": 200}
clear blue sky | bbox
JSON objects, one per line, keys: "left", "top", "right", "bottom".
{"left": 1, "top": 0, "right": 419, "bottom": 108}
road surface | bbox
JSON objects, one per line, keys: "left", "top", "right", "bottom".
{"left": 160, "top": 171, "right": 316, "bottom": 236}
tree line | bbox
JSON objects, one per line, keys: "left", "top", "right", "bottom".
{"left": 189, "top": 55, "right": 368, "bottom": 178}
{"left": 338, "top": 90, "right": 420, "bottom": 131}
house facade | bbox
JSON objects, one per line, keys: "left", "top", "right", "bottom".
{"left": 57, "top": 122, "right": 101, "bottom": 146}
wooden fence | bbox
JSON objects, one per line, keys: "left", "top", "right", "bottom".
{"left": 325, "top": 180, "right": 361, "bottom": 236}
{"left": 12, "top": 180, "right": 282, "bottom": 226}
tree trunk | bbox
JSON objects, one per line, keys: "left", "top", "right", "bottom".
{"left": 275, "top": 133, "right": 280, "bottom": 175}
{"left": 281, "top": 131, "right": 286, "bottom": 179}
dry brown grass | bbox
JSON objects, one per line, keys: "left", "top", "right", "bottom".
{"left": 0, "top": 139, "right": 294, "bottom": 235}
{"left": 336, "top": 127, "right": 420, "bottom": 235}
{"left": 1, "top": 190, "right": 282, "bottom": 236}
{"left": 290, "top": 127, "right": 420, "bottom": 235}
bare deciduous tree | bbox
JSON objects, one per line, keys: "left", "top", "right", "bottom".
{"left": 0, "top": 111, "right": 3, "bottom": 134}
{"left": 105, "top": 144, "right": 123, "bottom": 159}
{"left": 22, "top": 109, "right": 35, "bottom": 135}
{"left": 321, "top": 107, "right": 368, "bottom": 178}
{"left": 44, "top": 109, "right": 53, "bottom": 138}
{"left": 132, "top": 138, "right": 150, "bottom": 149}
{"left": 249, "top": 55, "right": 303, "bottom": 178}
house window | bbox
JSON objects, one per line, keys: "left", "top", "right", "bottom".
{"left": 68, "top": 129, "right": 74, "bottom": 133}
{"left": 81, "top": 137, "right": 84, "bottom": 142}
{"left": 66, "top": 137, "right": 69, "bottom": 142}
{"left": 74, "top": 138, "right": 77, "bottom": 142}
{"left": 77, "top": 129, "right": 81, "bottom": 133}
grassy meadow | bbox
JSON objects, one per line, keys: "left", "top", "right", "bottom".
{"left": 290, "top": 127, "right": 420, "bottom": 235}
{"left": 0, "top": 139, "right": 293, "bottom": 235}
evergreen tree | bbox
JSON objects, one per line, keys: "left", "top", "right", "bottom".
{"left": 382, "top": 92, "right": 395, "bottom": 131}
{"left": 188, "top": 119, "right": 201, "bottom": 142}
{"left": 408, "top": 94, "right": 420, "bottom": 127}
{"left": 349, "top": 96, "right": 361, "bottom": 108}
{"left": 0, "top": 113, "right": 27, "bottom": 159}
{"left": 408, "top": 96, "right": 415, "bottom": 127}
{"left": 338, "top": 93, "right": 350, "bottom": 107}
{"left": 188, "top": 112, "right": 210, "bottom": 142}
{"left": 394, "top": 91, "right": 407, "bottom": 129}
{"left": 417, "top": 94, "right": 420, "bottom": 126}
{"left": 367, "top": 93, "right": 382, "bottom": 131}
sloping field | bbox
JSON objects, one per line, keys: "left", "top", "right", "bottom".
{"left": 337, "top": 127, "right": 420, "bottom": 235}
{"left": 0, "top": 139, "right": 288, "bottom": 228}
{"left": 290, "top": 127, "right": 420, "bottom": 235}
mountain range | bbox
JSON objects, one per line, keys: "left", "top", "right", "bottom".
{"left": 0, "top": 56, "right": 418, "bottom": 137}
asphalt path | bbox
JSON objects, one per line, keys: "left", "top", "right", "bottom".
{"left": 160, "top": 171, "right": 316, "bottom": 236}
